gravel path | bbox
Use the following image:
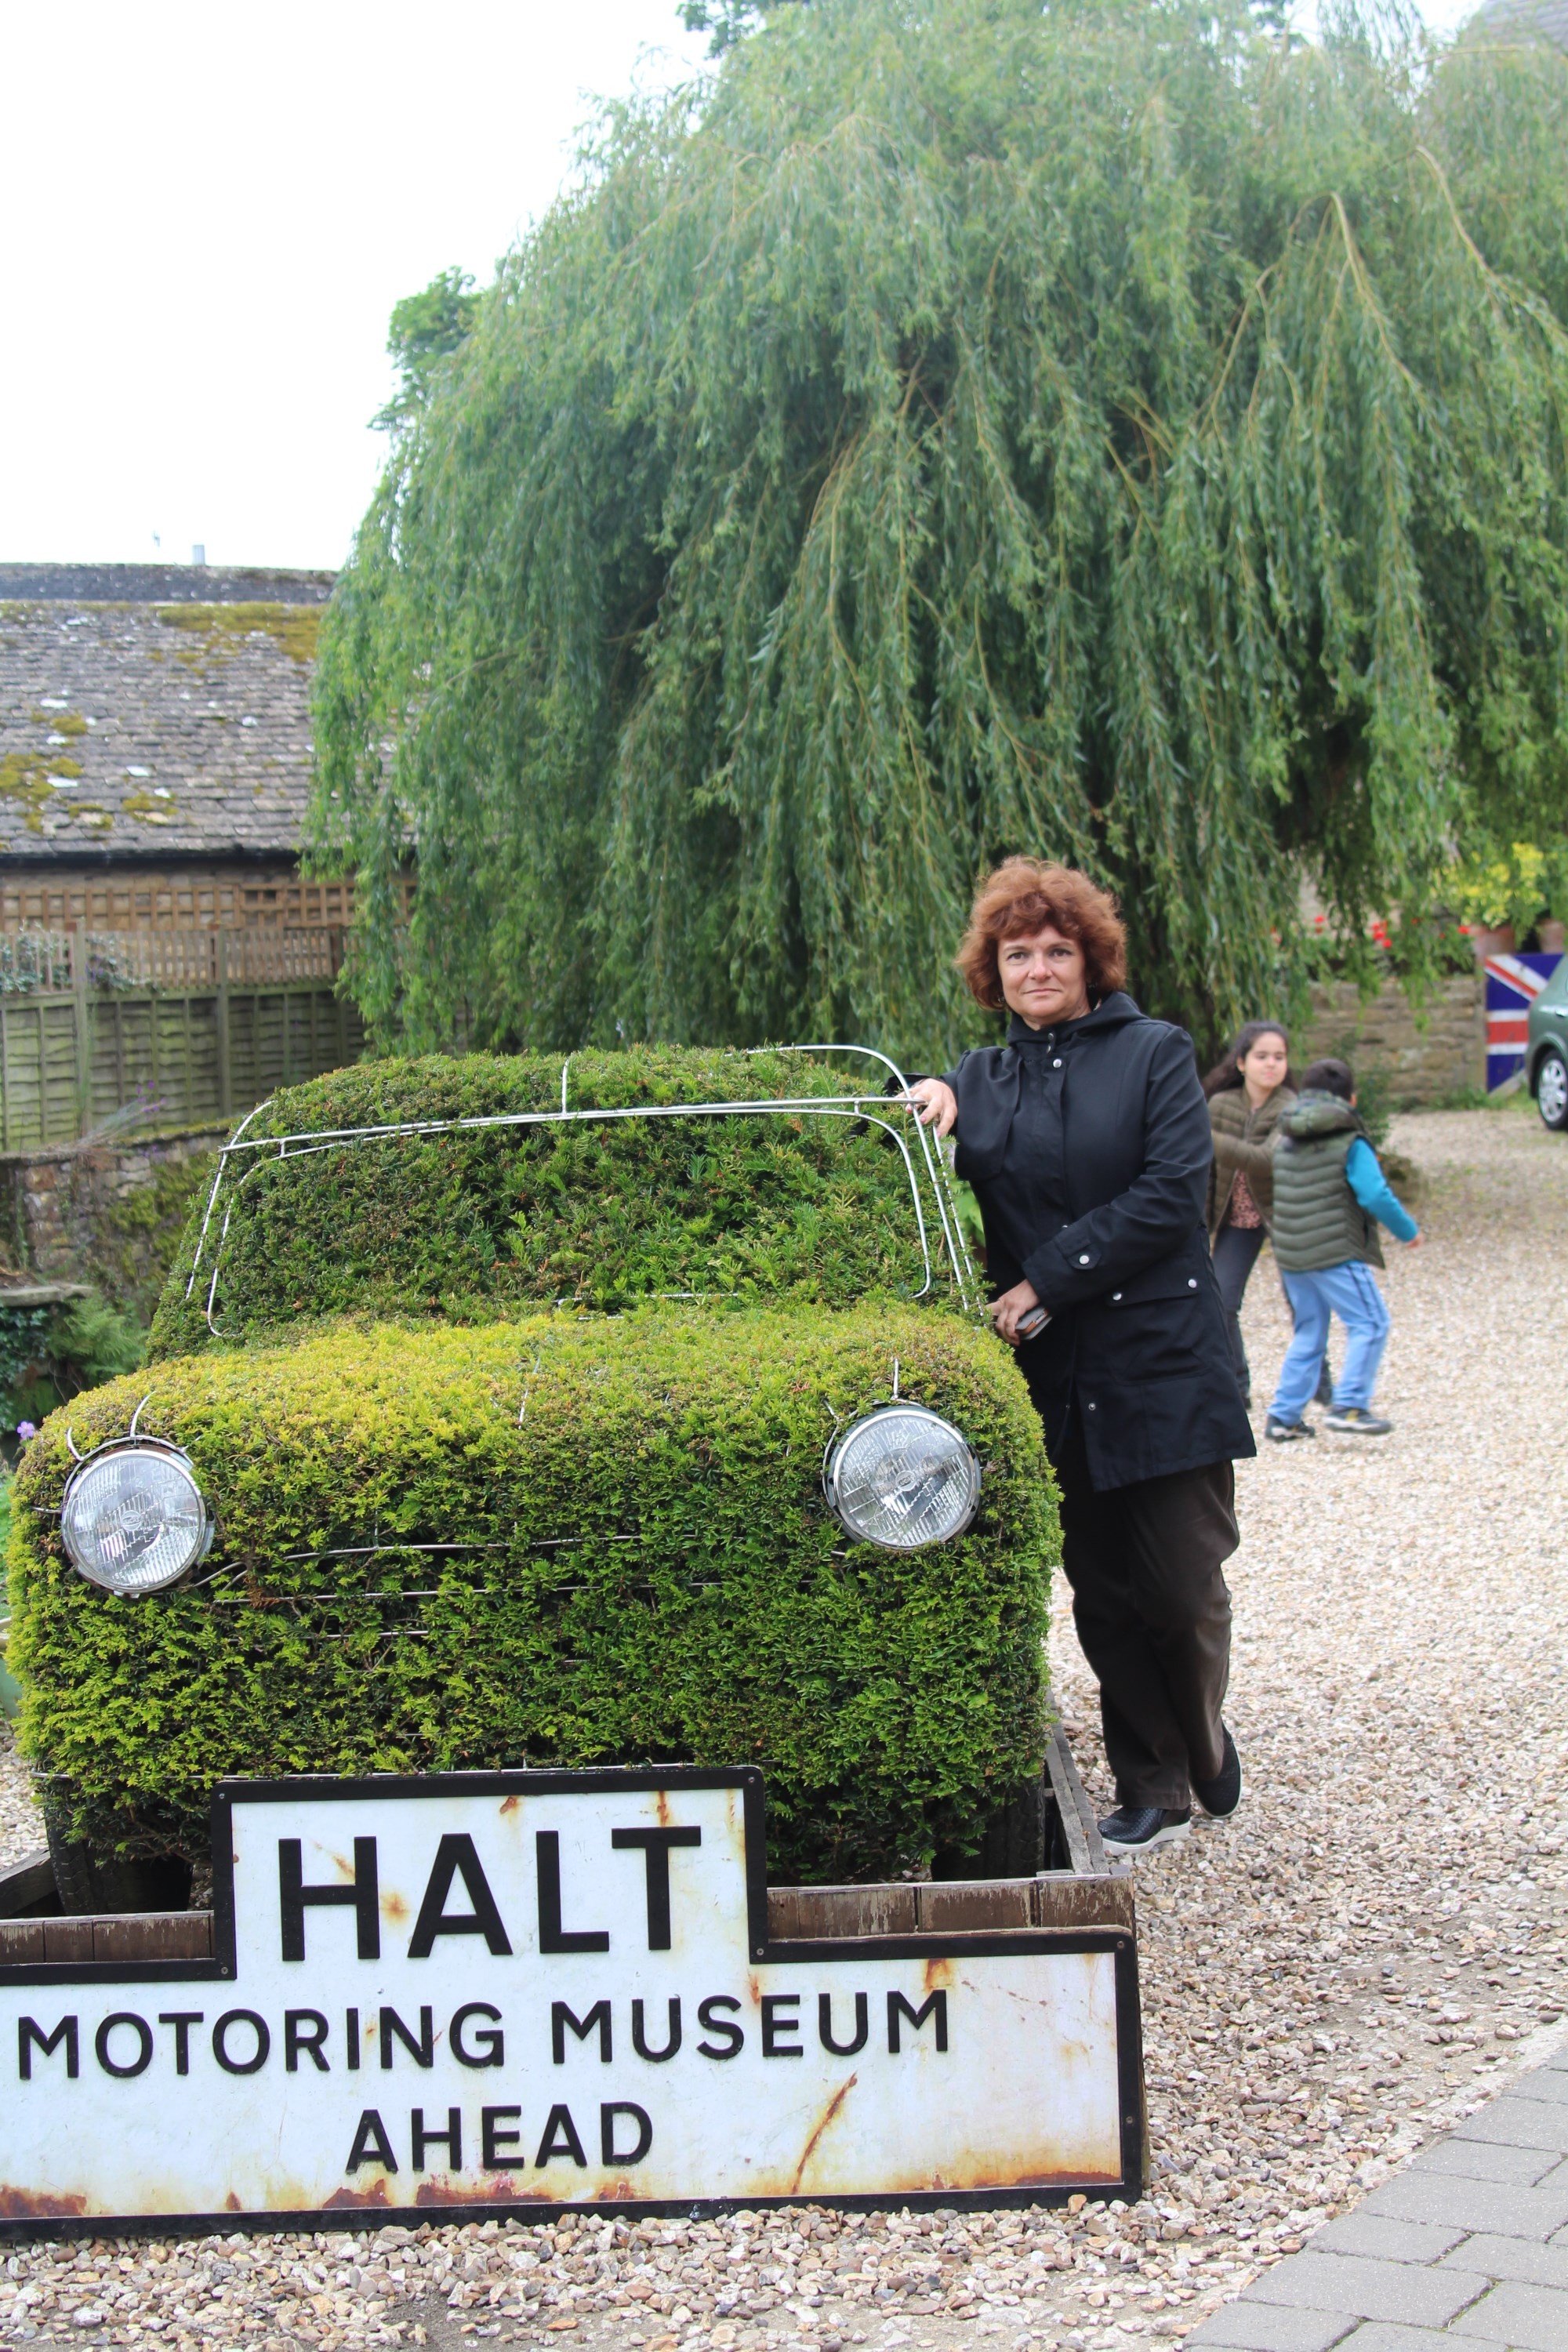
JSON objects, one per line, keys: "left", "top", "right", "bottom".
{"left": 0, "top": 1103, "right": 1562, "bottom": 2352}
{"left": 0, "top": 1716, "right": 39, "bottom": 1871}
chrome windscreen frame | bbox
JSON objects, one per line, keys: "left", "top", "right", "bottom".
{"left": 183, "top": 1045, "right": 979, "bottom": 1338}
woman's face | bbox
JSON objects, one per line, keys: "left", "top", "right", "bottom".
{"left": 1239, "top": 1030, "right": 1290, "bottom": 1097}
{"left": 998, "top": 926, "right": 1091, "bottom": 1029}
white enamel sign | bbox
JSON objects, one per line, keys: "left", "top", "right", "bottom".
{"left": 0, "top": 1770, "right": 1142, "bottom": 2222}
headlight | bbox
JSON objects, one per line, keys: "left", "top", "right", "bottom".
{"left": 826, "top": 1405, "right": 980, "bottom": 1551}
{"left": 60, "top": 1440, "right": 213, "bottom": 1595}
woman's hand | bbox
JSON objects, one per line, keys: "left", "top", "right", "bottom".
{"left": 989, "top": 1279, "right": 1044, "bottom": 1346}
{"left": 903, "top": 1077, "right": 958, "bottom": 1138}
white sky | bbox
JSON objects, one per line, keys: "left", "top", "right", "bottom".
{"left": 0, "top": 0, "right": 1478, "bottom": 575}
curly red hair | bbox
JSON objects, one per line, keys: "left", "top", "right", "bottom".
{"left": 956, "top": 858, "right": 1127, "bottom": 1011}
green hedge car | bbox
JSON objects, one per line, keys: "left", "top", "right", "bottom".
{"left": 1527, "top": 957, "right": 1568, "bottom": 1132}
{"left": 9, "top": 1047, "right": 1059, "bottom": 1911}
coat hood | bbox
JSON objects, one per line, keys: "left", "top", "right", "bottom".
{"left": 1283, "top": 1089, "right": 1365, "bottom": 1141}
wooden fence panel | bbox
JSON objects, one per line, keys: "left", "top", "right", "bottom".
{"left": 42, "top": 1003, "right": 81, "bottom": 1144}
{"left": 0, "top": 984, "right": 361, "bottom": 1149}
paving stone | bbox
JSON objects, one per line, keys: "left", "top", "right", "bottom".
{"left": 1408, "top": 2136, "right": 1562, "bottom": 2186}
{"left": 1330, "top": 2332, "right": 1476, "bottom": 2352}
{"left": 1511, "top": 2068, "right": 1568, "bottom": 2107}
{"left": 1437, "top": 2233, "right": 1568, "bottom": 2289}
{"left": 1447, "top": 2277, "right": 1568, "bottom": 2347}
{"left": 1360, "top": 2172, "right": 1568, "bottom": 2241}
{"left": 1453, "top": 2101, "right": 1568, "bottom": 2155}
{"left": 1247, "top": 2252, "right": 1490, "bottom": 2326}
{"left": 1309, "top": 2213, "right": 1470, "bottom": 2265}
{"left": 1185, "top": 2303, "right": 1359, "bottom": 2350}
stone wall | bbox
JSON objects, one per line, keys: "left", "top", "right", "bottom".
{"left": 0, "top": 1127, "right": 222, "bottom": 1301}
{"left": 1298, "top": 971, "right": 1483, "bottom": 1105}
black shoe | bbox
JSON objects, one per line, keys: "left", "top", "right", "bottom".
{"left": 1193, "top": 1727, "right": 1243, "bottom": 1820}
{"left": 1098, "top": 1805, "right": 1191, "bottom": 1857}
{"left": 1265, "top": 1414, "right": 1316, "bottom": 1442}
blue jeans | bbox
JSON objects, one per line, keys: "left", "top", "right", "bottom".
{"left": 1272, "top": 1262, "right": 1390, "bottom": 1421}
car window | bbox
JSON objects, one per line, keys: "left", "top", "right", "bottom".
{"left": 154, "top": 1048, "right": 973, "bottom": 1352}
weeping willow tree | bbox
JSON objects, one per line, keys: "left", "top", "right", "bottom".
{"left": 310, "top": 0, "right": 1568, "bottom": 1064}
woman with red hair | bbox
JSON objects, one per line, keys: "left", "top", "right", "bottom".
{"left": 907, "top": 859, "right": 1253, "bottom": 1857}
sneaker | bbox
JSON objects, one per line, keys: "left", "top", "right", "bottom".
{"left": 1098, "top": 1805, "right": 1192, "bottom": 1857}
{"left": 1265, "top": 1414, "right": 1316, "bottom": 1442}
{"left": 1322, "top": 1406, "right": 1392, "bottom": 1435}
{"left": 1192, "top": 1727, "right": 1243, "bottom": 1820}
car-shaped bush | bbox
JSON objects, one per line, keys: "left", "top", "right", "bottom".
{"left": 9, "top": 1046, "right": 1059, "bottom": 1909}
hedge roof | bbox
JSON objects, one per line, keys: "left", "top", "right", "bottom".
{"left": 151, "top": 1045, "right": 971, "bottom": 1357}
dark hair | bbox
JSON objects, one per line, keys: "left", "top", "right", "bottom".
{"left": 956, "top": 858, "right": 1127, "bottom": 1010}
{"left": 1201, "top": 1021, "right": 1298, "bottom": 1100}
{"left": 1300, "top": 1056, "right": 1356, "bottom": 1101}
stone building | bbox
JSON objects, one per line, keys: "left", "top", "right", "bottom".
{"left": 0, "top": 561, "right": 341, "bottom": 938}
{"left": 0, "top": 566, "right": 369, "bottom": 1150}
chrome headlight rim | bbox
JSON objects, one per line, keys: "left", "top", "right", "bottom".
{"left": 825, "top": 1403, "right": 982, "bottom": 1552}
{"left": 60, "top": 1436, "right": 214, "bottom": 1596}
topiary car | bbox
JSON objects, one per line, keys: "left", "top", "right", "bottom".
{"left": 8, "top": 1047, "right": 1059, "bottom": 1911}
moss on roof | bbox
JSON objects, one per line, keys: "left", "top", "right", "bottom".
{"left": 155, "top": 603, "right": 322, "bottom": 667}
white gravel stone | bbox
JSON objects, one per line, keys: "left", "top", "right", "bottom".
{"left": 0, "top": 1104, "right": 1560, "bottom": 2352}
{"left": 0, "top": 1715, "right": 42, "bottom": 1872}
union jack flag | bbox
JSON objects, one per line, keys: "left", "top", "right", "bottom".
{"left": 1485, "top": 951, "right": 1563, "bottom": 1091}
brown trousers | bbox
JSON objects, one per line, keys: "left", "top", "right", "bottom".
{"left": 1051, "top": 1415, "right": 1237, "bottom": 1811}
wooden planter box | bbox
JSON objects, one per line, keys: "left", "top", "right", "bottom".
{"left": 0, "top": 1730, "right": 1133, "bottom": 1961}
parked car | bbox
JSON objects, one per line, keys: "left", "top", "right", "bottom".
{"left": 9, "top": 1047, "right": 1059, "bottom": 1912}
{"left": 1527, "top": 956, "right": 1568, "bottom": 1132}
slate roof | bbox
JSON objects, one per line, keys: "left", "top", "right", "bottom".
{"left": 0, "top": 566, "right": 335, "bottom": 865}
{"left": 1468, "top": 0, "right": 1568, "bottom": 46}
{"left": 0, "top": 563, "right": 336, "bottom": 606}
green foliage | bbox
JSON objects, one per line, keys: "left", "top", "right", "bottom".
{"left": 0, "top": 1293, "right": 145, "bottom": 1435}
{"left": 89, "top": 1151, "right": 214, "bottom": 1327}
{"left": 148, "top": 1046, "right": 957, "bottom": 1359}
{"left": 1350, "top": 1065, "right": 1395, "bottom": 1152}
{"left": 1301, "top": 911, "right": 1477, "bottom": 982}
{"left": 0, "top": 1473, "right": 17, "bottom": 1723}
{"left": 10, "top": 1311, "right": 1056, "bottom": 1882}
{"left": 311, "top": 0, "right": 1568, "bottom": 1065}
{"left": 679, "top": 0, "right": 803, "bottom": 56}
{"left": 0, "top": 1308, "right": 54, "bottom": 1428}
{"left": 1446, "top": 840, "right": 1568, "bottom": 938}
{"left": 377, "top": 267, "right": 483, "bottom": 434}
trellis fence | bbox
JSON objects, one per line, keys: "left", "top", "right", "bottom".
{"left": 0, "top": 932, "right": 363, "bottom": 1149}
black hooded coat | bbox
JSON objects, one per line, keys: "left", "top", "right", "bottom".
{"left": 946, "top": 995, "right": 1255, "bottom": 1491}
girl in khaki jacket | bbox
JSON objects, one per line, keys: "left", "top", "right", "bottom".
{"left": 1202, "top": 1022, "right": 1297, "bottom": 1406}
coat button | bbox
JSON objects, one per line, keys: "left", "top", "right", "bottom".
{"left": 1087, "top": 1401, "right": 1097, "bottom": 1411}
{"left": 1111, "top": 1291, "right": 1122, "bottom": 1301}
{"left": 1188, "top": 1276, "right": 1198, "bottom": 1288}
{"left": 1052, "top": 1058, "right": 1063, "bottom": 1068}
{"left": 1079, "top": 1252, "right": 1091, "bottom": 1265}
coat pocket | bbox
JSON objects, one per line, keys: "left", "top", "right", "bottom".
{"left": 1080, "top": 1268, "right": 1217, "bottom": 1384}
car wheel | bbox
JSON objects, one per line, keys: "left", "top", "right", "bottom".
{"left": 1538, "top": 1051, "right": 1568, "bottom": 1133}
{"left": 42, "top": 1801, "right": 193, "bottom": 1916}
